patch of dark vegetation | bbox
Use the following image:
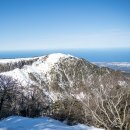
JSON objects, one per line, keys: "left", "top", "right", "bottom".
{"left": 0, "top": 58, "right": 38, "bottom": 73}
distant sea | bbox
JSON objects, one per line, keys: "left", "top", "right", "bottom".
{"left": 0, "top": 49, "right": 130, "bottom": 62}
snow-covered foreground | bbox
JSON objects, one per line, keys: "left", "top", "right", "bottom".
{"left": 0, "top": 116, "right": 104, "bottom": 130}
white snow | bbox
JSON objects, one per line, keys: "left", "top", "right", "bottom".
{"left": 118, "top": 80, "right": 127, "bottom": 87}
{"left": 0, "top": 57, "right": 37, "bottom": 64}
{"left": 40, "top": 53, "right": 74, "bottom": 64}
{"left": 76, "top": 92, "right": 86, "bottom": 100}
{"left": 35, "top": 53, "right": 75, "bottom": 72}
{"left": 0, "top": 53, "right": 78, "bottom": 99}
{"left": 0, "top": 116, "right": 104, "bottom": 130}
{"left": 1, "top": 53, "right": 76, "bottom": 86}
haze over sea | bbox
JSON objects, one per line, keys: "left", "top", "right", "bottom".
{"left": 0, "top": 48, "right": 130, "bottom": 62}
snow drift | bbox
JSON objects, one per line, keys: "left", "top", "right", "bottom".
{"left": 0, "top": 116, "right": 104, "bottom": 130}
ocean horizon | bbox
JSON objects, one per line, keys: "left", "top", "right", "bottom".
{"left": 0, "top": 48, "right": 130, "bottom": 62}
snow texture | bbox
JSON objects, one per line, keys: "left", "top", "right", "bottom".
{"left": 1, "top": 53, "right": 75, "bottom": 85}
{"left": 0, "top": 57, "right": 36, "bottom": 64}
{"left": 0, "top": 116, "right": 104, "bottom": 130}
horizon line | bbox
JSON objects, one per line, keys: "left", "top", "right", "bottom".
{"left": 1, "top": 47, "right": 130, "bottom": 52}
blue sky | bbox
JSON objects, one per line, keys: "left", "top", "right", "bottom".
{"left": 0, "top": 0, "right": 130, "bottom": 51}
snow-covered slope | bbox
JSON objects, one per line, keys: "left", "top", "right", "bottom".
{"left": 0, "top": 57, "right": 37, "bottom": 64}
{"left": 0, "top": 56, "right": 39, "bottom": 73}
{"left": 0, "top": 53, "right": 130, "bottom": 101}
{"left": 1, "top": 53, "right": 74, "bottom": 83}
{"left": 0, "top": 53, "right": 130, "bottom": 130}
{"left": 0, "top": 116, "right": 104, "bottom": 130}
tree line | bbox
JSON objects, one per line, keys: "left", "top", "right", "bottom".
{"left": 0, "top": 75, "right": 130, "bottom": 130}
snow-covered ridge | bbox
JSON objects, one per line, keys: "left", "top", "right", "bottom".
{"left": 0, "top": 56, "right": 39, "bottom": 73}
{"left": 0, "top": 53, "right": 129, "bottom": 97}
{"left": 35, "top": 53, "right": 76, "bottom": 72}
{"left": 0, "top": 116, "right": 104, "bottom": 130}
{"left": 0, "top": 53, "right": 77, "bottom": 86}
{"left": 0, "top": 54, "right": 129, "bottom": 130}
{"left": 0, "top": 53, "right": 75, "bottom": 64}
{"left": 0, "top": 57, "right": 37, "bottom": 64}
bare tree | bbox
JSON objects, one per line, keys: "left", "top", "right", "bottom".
{"left": 0, "top": 75, "right": 21, "bottom": 118}
{"left": 83, "top": 85, "right": 130, "bottom": 130}
{"left": 18, "top": 84, "right": 49, "bottom": 117}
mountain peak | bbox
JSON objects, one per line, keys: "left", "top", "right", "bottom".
{"left": 0, "top": 53, "right": 79, "bottom": 86}
{"left": 0, "top": 53, "right": 129, "bottom": 101}
{"left": 38, "top": 53, "right": 77, "bottom": 63}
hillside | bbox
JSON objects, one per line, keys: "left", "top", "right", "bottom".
{"left": 0, "top": 53, "right": 130, "bottom": 130}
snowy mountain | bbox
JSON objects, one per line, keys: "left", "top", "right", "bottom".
{"left": 0, "top": 53, "right": 130, "bottom": 129}
{"left": 94, "top": 62, "right": 130, "bottom": 73}
{"left": 1, "top": 53, "right": 130, "bottom": 101}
